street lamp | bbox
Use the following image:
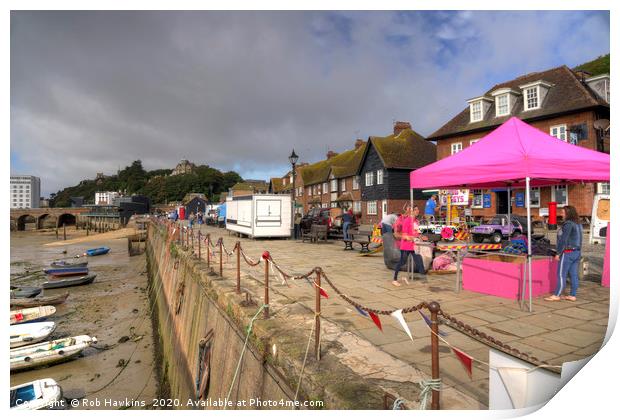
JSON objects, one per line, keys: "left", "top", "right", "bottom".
{"left": 289, "top": 149, "right": 299, "bottom": 239}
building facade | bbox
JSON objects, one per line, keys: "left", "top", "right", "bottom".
{"left": 429, "top": 65, "right": 610, "bottom": 220}
{"left": 10, "top": 175, "right": 41, "bottom": 209}
{"left": 95, "top": 191, "right": 121, "bottom": 205}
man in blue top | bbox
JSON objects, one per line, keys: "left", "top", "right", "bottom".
{"left": 342, "top": 208, "right": 354, "bottom": 240}
{"left": 424, "top": 195, "right": 437, "bottom": 222}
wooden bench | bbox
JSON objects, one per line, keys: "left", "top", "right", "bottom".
{"left": 349, "top": 224, "right": 373, "bottom": 252}
{"left": 302, "top": 224, "right": 328, "bottom": 243}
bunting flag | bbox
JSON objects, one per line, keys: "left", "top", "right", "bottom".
{"left": 418, "top": 310, "right": 448, "bottom": 336}
{"left": 390, "top": 309, "right": 413, "bottom": 341}
{"left": 312, "top": 281, "right": 329, "bottom": 298}
{"left": 355, "top": 306, "right": 368, "bottom": 317}
{"left": 368, "top": 311, "right": 383, "bottom": 331}
{"left": 497, "top": 367, "right": 529, "bottom": 409}
{"left": 452, "top": 348, "right": 473, "bottom": 379}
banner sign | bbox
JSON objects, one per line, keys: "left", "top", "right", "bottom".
{"left": 515, "top": 192, "right": 525, "bottom": 208}
{"left": 483, "top": 194, "right": 492, "bottom": 208}
{"left": 439, "top": 189, "right": 470, "bottom": 206}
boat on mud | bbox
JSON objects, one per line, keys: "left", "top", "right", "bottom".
{"left": 43, "top": 267, "right": 89, "bottom": 277}
{"left": 42, "top": 274, "right": 96, "bottom": 289}
{"left": 10, "top": 292, "right": 70, "bottom": 309}
{"left": 85, "top": 247, "right": 110, "bottom": 256}
{"left": 10, "top": 306, "right": 57, "bottom": 325}
{"left": 50, "top": 259, "right": 88, "bottom": 268}
{"left": 10, "top": 378, "right": 63, "bottom": 410}
{"left": 10, "top": 335, "right": 98, "bottom": 372}
{"left": 10, "top": 322, "right": 56, "bottom": 348}
{"left": 10, "top": 286, "right": 42, "bottom": 299}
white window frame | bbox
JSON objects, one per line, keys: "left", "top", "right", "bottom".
{"left": 353, "top": 176, "right": 360, "bottom": 190}
{"left": 365, "top": 171, "right": 374, "bottom": 187}
{"left": 353, "top": 201, "right": 361, "bottom": 213}
{"left": 495, "top": 94, "right": 509, "bottom": 117}
{"left": 340, "top": 179, "right": 346, "bottom": 192}
{"left": 471, "top": 189, "right": 484, "bottom": 208}
{"left": 552, "top": 185, "right": 568, "bottom": 207}
{"left": 524, "top": 86, "right": 540, "bottom": 111}
{"left": 381, "top": 200, "right": 388, "bottom": 215}
{"left": 451, "top": 143, "right": 462, "bottom": 155}
{"left": 470, "top": 139, "right": 479, "bottom": 146}
{"left": 550, "top": 124, "right": 567, "bottom": 142}
{"left": 529, "top": 187, "right": 541, "bottom": 208}
{"left": 367, "top": 201, "right": 377, "bottom": 215}
{"left": 323, "top": 182, "right": 329, "bottom": 194}
{"left": 597, "top": 182, "right": 610, "bottom": 195}
{"left": 376, "top": 169, "right": 384, "bottom": 185}
{"left": 330, "top": 179, "right": 338, "bottom": 192}
{"left": 470, "top": 100, "right": 483, "bottom": 122}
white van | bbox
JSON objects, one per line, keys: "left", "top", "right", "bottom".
{"left": 589, "top": 194, "right": 609, "bottom": 245}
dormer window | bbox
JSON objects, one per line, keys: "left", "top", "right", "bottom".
{"left": 471, "top": 101, "right": 482, "bottom": 122}
{"left": 519, "top": 80, "right": 552, "bottom": 111}
{"left": 496, "top": 94, "right": 509, "bottom": 116}
{"left": 585, "top": 74, "right": 610, "bottom": 103}
{"left": 491, "top": 88, "right": 520, "bottom": 117}
{"left": 467, "top": 96, "right": 493, "bottom": 123}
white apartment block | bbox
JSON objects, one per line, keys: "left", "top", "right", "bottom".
{"left": 10, "top": 175, "right": 41, "bottom": 209}
{"left": 95, "top": 191, "right": 120, "bottom": 205}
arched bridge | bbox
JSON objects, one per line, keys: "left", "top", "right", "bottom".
{"left": 10, "top": 208, "right": 91, "bottom": 231}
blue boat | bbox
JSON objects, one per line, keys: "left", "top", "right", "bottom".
{"left": 43, "top": 267, "right": 89, "bottom": 277}
{"left": 86, "top": 247, "right": 110, "bottom": 256}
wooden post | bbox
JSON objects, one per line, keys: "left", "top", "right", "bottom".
{"left": 264, "top": 255, "right": 270, "bottom": 319}
{"left": 206, "top": 234, "right": 211, "bottom": 267}
{"left": 428, "top": 301, "right": 441, "bottom": 410}
{"left": 63, "top": 223, "right": 66, "bottom": 240}
{"left": 55, "top": 226, "right": 59, "bottom": 239}
{"left": 197, "top": 231, "right": 201, "bottom": 260}
{"left": 191, "top": 229, "right": 195, "bottom": 252}
{"left": 219, "top": 239, "right": 223, "bottom": 277}
{"left": 236, "top": 241, "right": 241, "bottom": 294}
{"left": 315, "top": 269, "right": 321, "bottom": 360}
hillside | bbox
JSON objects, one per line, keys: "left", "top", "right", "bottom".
{"left": 51, "top": 160, "right": 242, "bottom": 207}
{"left": 574, "top": 54, "right": 609, "bottom": 76}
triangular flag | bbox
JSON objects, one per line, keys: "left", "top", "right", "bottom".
{"left": 313, "top": 282, "right": 328, "bottom": 298}
{"left": 369, "top": 311, "right": 383, "bottom": 331}
{"left": 418, "top": 310, "right": 448, "bottom": 336}
{"left": 391, "top": 309, "right": 413, "bottom": 341}
{"left": 497, "top": 367, "right": 529, "bottom": 409}
{"left": 452, "top": 348, "right": 473, "bottom": 379}
{"left": 355, "top": 306, "right": 368, "bottom": 317}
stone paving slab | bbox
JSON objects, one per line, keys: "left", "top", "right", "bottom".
{"left": 193, "top": 225, "right": 609, "bottom": 408}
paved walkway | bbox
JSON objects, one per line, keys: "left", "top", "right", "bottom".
{"left": 188, "top": 224, "right": 609, "bottom": 407}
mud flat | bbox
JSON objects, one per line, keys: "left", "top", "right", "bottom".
{"left": 10, "top": 229, "right": 159, "bottom": 409}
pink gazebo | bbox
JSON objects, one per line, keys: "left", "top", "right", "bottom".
{"left": 410, "top": 117, "right": 610, "bottom": 311}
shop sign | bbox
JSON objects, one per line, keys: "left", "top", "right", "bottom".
{"left": 439, "top": 189, "right": 470, "bottom": 206}
{"left": 515, "top": 192, "right": 525, "bottom": 207}
{"left": 483, "top": 194, "right": 492, "bottom": 208}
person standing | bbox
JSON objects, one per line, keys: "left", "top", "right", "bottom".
{"left": 545, "top": 205, "right": 583, "bottom": 302}
{"left": 381, "top": 212, "right": 398, "bottom": 234}
{"left": 342, "top": 208, "right": 354, "bottom": 240}
{"left": 294, "top": 212, "right": 302, "bottom": 239}
{"left": 189, "top": 211, "right": 195, "bottom": 228}
{"left": 392, "top": 205, "right": 427, "bottom": 287}
{"left": 424, "top": 195, "right": 438, "bottom": 222}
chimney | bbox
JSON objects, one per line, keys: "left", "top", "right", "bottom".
{"left": 326, "top": 150, "right": 337, "bottom": 159}
{"left": 574, "top": 69, "right": 592, "bottom": 83}
{"left": 354, "top": 139, "right": 365, "bottom": 149}
{"left": 393, "top": 121, "right": 412, "bottom": 136}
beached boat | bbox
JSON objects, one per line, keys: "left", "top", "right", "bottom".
{"left": 10, "top": 286, "right": 42, "bottom": 299}
{"left": 42, "top": 274, "right": 96, "bottom": 289}
{"left": 11, "top": 335, "right": 98, "bottom": 372}
{"left": 10, "top": 306, "right": 57, "bottom": 325}
{"left": 43, "top": 267, "right": 89, "bottom": 277}
{"left": 86, "top": 247, "right": 110, "bottom": 256}
{"left": 11, "top": 292, "right": 70, "bottom": 309}
{"left": 10, "top": 378, "right": 63, "bottom": 410}
{"left": 50, "top": 259, "right": 88, "bottom": 268}
{"left": 10, "top": 322, "right": 56, "bottom": 348}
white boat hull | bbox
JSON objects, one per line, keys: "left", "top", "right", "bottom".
{"left": 10, "top": 322, "right": 56, "bottom": 349}
{"left": 11, "top": 378, "right": 62, "bottom": 410}
{"left": 11, "top": 335, "right": 98, "bottom": 371}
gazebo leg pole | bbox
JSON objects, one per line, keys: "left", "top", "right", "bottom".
{"left": 526, "top": 177, "right": 533, "bottom": 312}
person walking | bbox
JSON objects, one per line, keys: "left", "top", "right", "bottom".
{"left": 424, "top": 195, "right": 438, "bottom": 222}
{"left": 189, "top": 211, "right": 195, "bottom": 229}
{"left": 392, "top": 204, "right": 427, "bottom": 287}
{"left": 342, "top": 208, "right": 354, "bottom": 240}
{"left": 294, "top": 212, "right": 302, "bottom": 239}
{"left": 545, "top": 205, "right": 583, "bottom": 302}
{"left": 381, "top": 212, "right": 398, "bottom": 234}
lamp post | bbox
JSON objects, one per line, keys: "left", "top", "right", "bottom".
{"left": 288, "top": 149, "right": 299, "bottom": 239}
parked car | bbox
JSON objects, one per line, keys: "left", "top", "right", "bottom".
{"left": 471, "top": 214, "right": 528, "bottom": 244}
{"left": 300, "top": 207, "right": 346, "bottom": 234}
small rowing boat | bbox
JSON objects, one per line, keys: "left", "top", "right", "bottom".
{"left": 10, "top": 306, "right": 57, "bottom": 325}
{"left": 11, "top": 335, "right": 98, "bottom": 372}
{"left": 10, "top": 322, "right": 56, "bottom": 348}
{"left": 10, "top": 286, "right": 42, "bottom": 299}
{"left": 43, "top": 267, "right": 89, "bottom": 277}
{"left": 42, "top": 274, "right": 96, "bottom": 289}
{"left": 11, "top": 292, "right": 70, "bottom": 309}
{"left": 50, "top": 259, "right": 88, "bottom": 268}
{"left": 86, "top": 247, "right": 110, "bottom": 256}
{"left": 10, "top": 378, "right": 63, "bottom": 410}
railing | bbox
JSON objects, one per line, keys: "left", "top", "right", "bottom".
{"left": 150, "top": 217, "right": 560, "bottom": 410}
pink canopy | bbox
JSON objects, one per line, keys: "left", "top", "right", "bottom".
{"left": 410, "top": 117, "right": 610, "bottom": 189}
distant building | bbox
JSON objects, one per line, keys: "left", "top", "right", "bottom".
{"left": 171, "top": 159, "right": 196, "bottom": 176}
{"left": 10, "top": 175, "right": 41, "bottom": 209}
{"left": 40, "top": 197, "right": 50, "bottom": 208}
{"left": 95, "top": 191, "right": 121, "bottom": 205}
{"left": 230, "top": 180, "right": 269, "bottom": 197}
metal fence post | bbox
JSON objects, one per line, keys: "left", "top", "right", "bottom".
{"left": 197, "top": 231, "right": 201, "bottom": 260}
{"left": 236, "top": 242, "right": 241, "bottom": 294}
{"left": 264, "top": 256, "right": 270, "bottom": 319}
{"left": 428, "top": 301, "right": 441, "bottom": 410}
{"left": 315, "top": 269, "right": 321, "bottom": 360}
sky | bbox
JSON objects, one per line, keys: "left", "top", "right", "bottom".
{"left": 10, "top": 10, "right": 610, "bottom": 196}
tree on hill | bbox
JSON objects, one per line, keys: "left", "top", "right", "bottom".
{"left": 574, "top": 54, "right": 609, "bottom": 76}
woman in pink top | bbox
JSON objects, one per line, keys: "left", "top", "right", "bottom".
{"left": 392, "top": 204, "right": 428, "bottom": 287}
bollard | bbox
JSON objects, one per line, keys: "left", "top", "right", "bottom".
{"left": 428, "top": 301, "right": 441, "bottom": 410}
{"left": 315, "top": 269, "right": 321, "bottom": 360}
{"left": 219, "top": 239, "right": 223, "bottom": 277}
{"left": 197, "top": 231, "right": 201, "bottom": 259}
{"left": 236, "top": 241, "right": 241, "bottom": 294}
{"left": 206, "top": 234, "right": 211, "bottom": 267}
{"left": 264, "top": 254, "right": 270, "bottom": 319}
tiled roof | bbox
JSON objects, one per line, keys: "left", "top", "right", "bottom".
{"left": 231, "top": 180, "right": 269, "bottom": 191}
{"left": 300, "top": 141, "right": 367, "bottom": 185}
{"left": 269, "top": 178, "right": 284, "bottom": 193}
{"left": 368, "top": 128, "right": 436, "bottom": 169}
{"left": 429, "top": 65, "right": 609, "bottom": 140}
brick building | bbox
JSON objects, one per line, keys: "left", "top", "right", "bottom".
{"left": 428, "top": 65, "right": 610, "bottom": 220}
{"left": 269, "top": 163, "right": 308, "bottom": 213}
{"left": 357, "top": 122, "right": 437, "bottom": 224}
